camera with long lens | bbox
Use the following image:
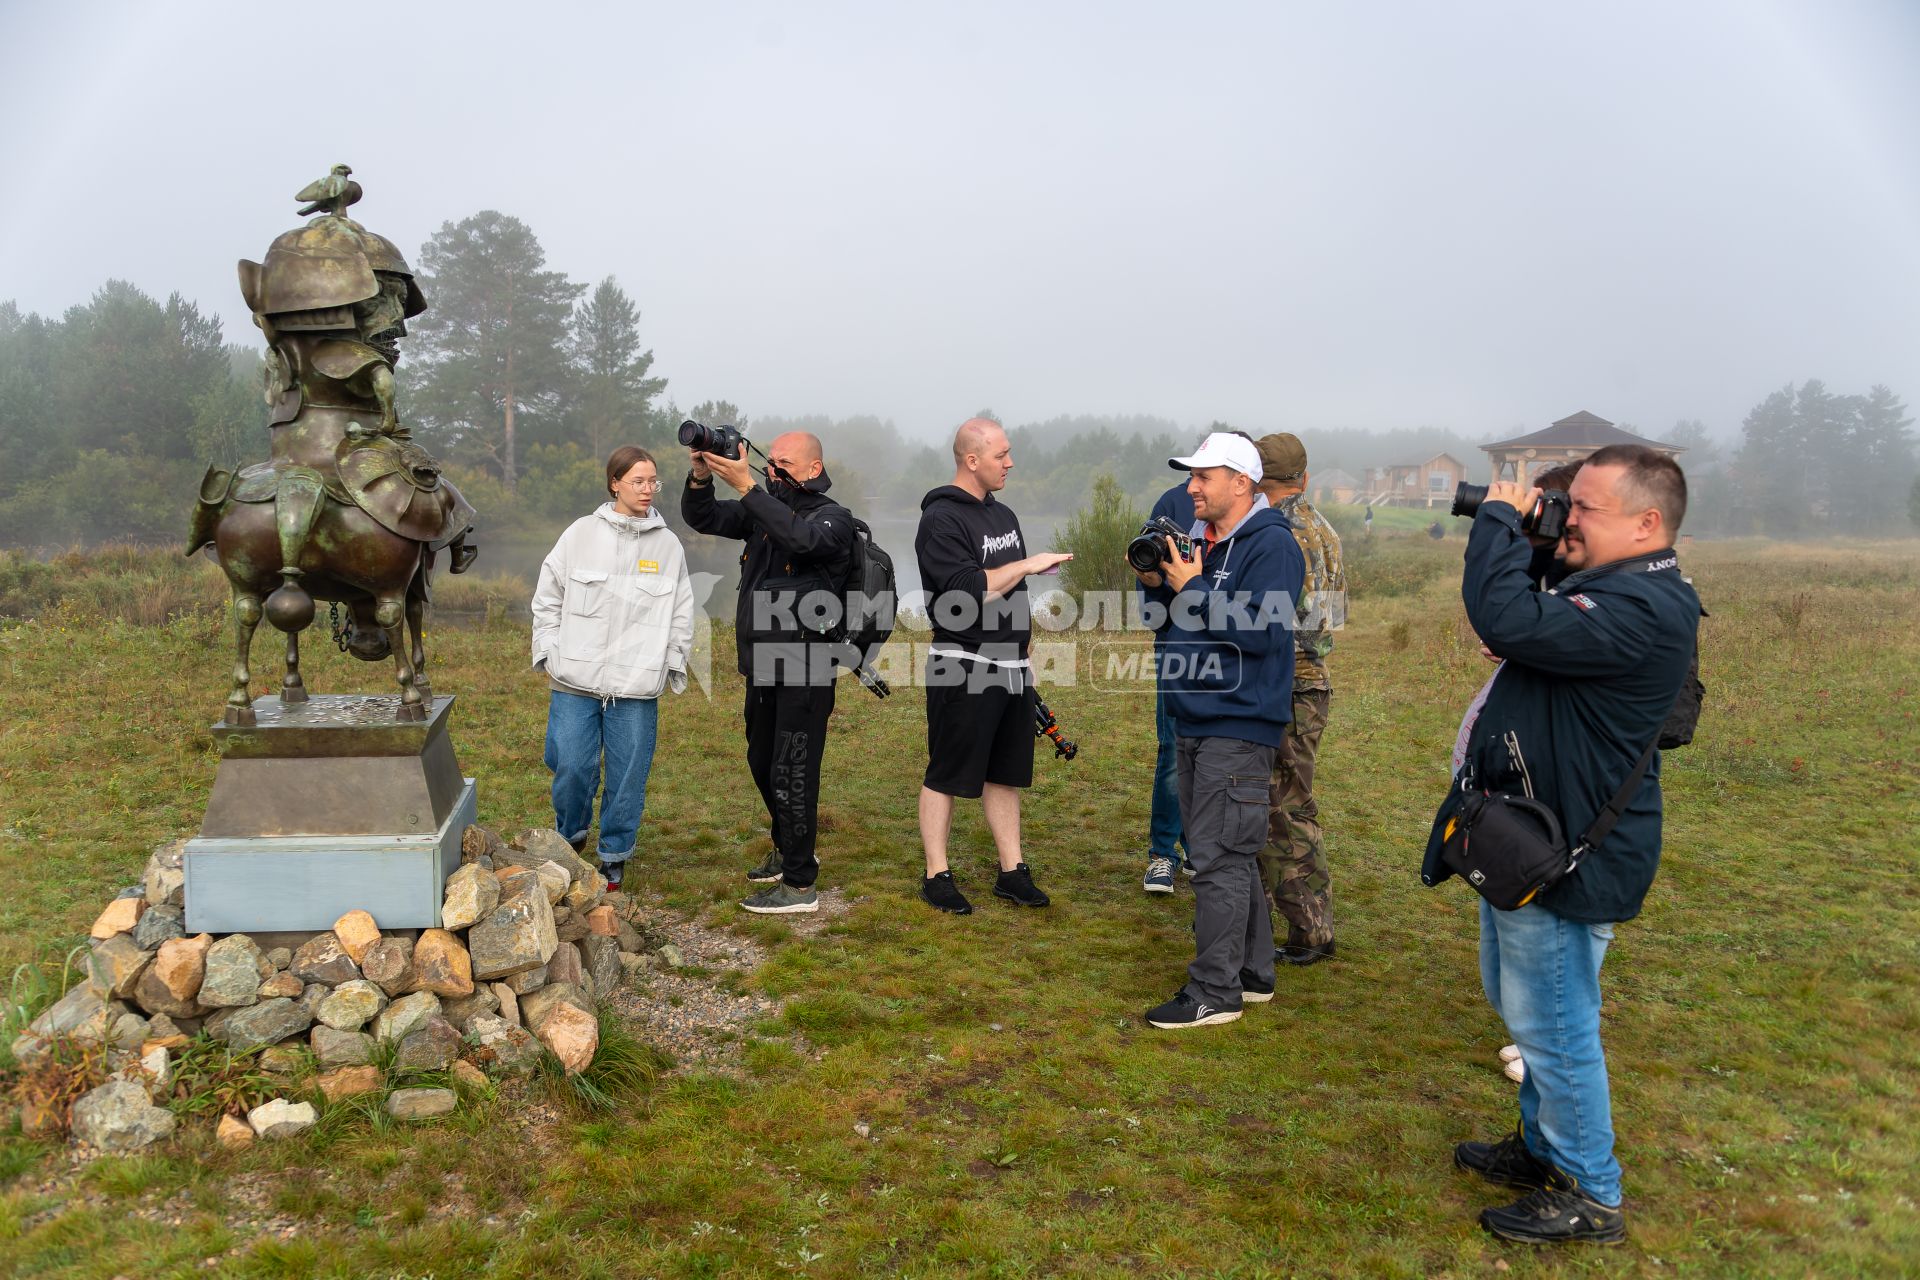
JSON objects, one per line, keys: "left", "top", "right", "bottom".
{"left": 1125, "top": 515, "right": 1198, "bottom": 574}
{"left": 1451, "top": 482, "right": 1572, "bottom": 541}
{"left": 679, "top": 419, "right": 747, "bottom": 459}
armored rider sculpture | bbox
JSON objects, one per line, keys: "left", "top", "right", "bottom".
{"left": 188, "top": 166, "right": 476, "bottom": 725}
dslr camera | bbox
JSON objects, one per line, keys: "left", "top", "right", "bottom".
{"left": 1452, "top": 482, "right": 1571, "bottom": 541}
{"left": 1126, "top": 515, "right": 1199, "bottom": 574}
{"left": 679, "top": 419, "right": 747, "bottom": 459}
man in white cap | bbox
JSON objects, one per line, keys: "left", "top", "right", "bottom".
{"left": 1133, "top": 432, "right": 1305, "bottom": 1027}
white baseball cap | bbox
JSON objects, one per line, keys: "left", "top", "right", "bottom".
{"left": 1169, "top": 432, "right": 1263, "bottom": 483}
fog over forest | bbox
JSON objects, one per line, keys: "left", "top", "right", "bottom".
{"left": 2, "top": 1, "right": 1917, "bottom": 551}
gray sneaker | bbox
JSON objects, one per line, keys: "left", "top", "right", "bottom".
{"left": 746, "top": 850, "right": 783, "bottom": 883}
{"left": 740, "top": 882, "right": 819, "bottom": 914}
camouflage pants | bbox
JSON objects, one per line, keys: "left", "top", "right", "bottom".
{"left": 1259, "top": 687, "right": 1333, "bottom": 948}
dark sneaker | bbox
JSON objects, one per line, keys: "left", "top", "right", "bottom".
{"left": 1145, "top": 989, "right": 1242, "bottom": 1029}
{"left": 1454, "top": 1128, "right": 1554, "bottom": 1190}
{"left": 1142, "top": 855, "right": 1177, "bottom": 894}
{"left": 1480, "top": 1181, "right": 1626, "bottom": 1245}
{"left": 1180, "top": 857, "right": 1195, "bottom": 877}
{"left": 993, "top": 863, "right": 1050, "bottom": 908}
{"left": 746, "top": 849, "right": 783, "bottom": 883}
{"left": 597, "top": 860, "right": 624, "bottom": 891}
{"left": 1237, "top": 969, "right": 1275, "bottom": 1004}
{"left": 921, "top": 871, "right": 973, "bottom": 915}
{"left": 740, "top": 882, "right": 819, "bottom": 915}
{"left": 1277, "top": 939, "right": 1336, "bottom": 966}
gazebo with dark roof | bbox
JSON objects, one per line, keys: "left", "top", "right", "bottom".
{"left": 1481, "top": 411, "right": 1683, "bottom": 484}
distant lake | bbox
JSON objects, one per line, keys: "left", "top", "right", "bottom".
{"left": 475, "top": 509, "right": 1070, "bottom": 602}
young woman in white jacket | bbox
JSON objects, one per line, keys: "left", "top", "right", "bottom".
{"left": 531, "top": 446, "right": 695, "bottom": 888}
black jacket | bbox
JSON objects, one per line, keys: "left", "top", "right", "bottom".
{"left": 914, "top": 485, "right": 1030, "bottom": 661}
{"left": 683, "top": 470, "right": 854, "bottom": 677}
{"left": 1422, "top": 503, "right": 1700, "bottom": 923}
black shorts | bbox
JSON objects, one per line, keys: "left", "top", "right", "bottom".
{"left": 922, "top": 655, "right": 1034, "bottom": 798}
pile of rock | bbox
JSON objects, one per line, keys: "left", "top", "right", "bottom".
{"left": 12, "top": 826, "right": 661, "bottom": 1153}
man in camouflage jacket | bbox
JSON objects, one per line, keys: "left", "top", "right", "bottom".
{"left": 1255, "top": 433, "right": 1347, "bottom": 964}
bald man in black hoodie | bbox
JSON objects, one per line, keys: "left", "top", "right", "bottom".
{"left": 914, "top": 418, "right": 1073, "bottom": 915}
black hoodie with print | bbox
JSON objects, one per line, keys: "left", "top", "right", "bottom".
{"left": 914, "top": 485, "right": 1031, "bottom": 661}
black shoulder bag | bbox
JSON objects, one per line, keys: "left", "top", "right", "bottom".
{"left": 1441, "top": 552, "right": 1692, "bottom": 909}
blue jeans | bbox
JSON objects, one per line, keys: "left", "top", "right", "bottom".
{"left": 1479, "top": 897, "right": 1621, "bottom": 1206}
{"left": 1150, "top": 686, "right": 1185, "bottom": 859}
{"left": 544, "top": 690, "right": 659, "bottom": 863}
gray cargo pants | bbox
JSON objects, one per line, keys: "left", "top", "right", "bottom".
{"left": 1178, "top": 734, "right": 1278, "bottom": 1006}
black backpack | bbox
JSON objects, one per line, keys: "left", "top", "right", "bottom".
{"left": 836, "top": 514, "right": 896, "bottom": 665}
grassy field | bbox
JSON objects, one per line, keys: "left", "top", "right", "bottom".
{"left": 2, "top": 535, "right": 1917, "bottom": 1278}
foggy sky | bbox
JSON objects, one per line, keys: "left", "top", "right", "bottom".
{"left": 3, "top": 0, "right": 1916, "bottom": 443}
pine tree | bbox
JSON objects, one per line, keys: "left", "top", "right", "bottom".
{"left": 572, "top": 277, "right": 667, "bottom": 461}
{"left": 407, "top": 212, "right": 585, "bottom": 489}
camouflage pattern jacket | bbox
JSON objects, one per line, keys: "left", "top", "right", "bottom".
{"left": 1273, "top": 493, "right": 1346, "bottom": 691}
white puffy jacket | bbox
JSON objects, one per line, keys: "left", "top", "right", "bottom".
{"left": 531, "top": 503, "right": 695, "bottom": 699}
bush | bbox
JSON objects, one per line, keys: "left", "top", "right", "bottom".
{"left": 1050, "top": 473, "right": 1143, "bottom": 602}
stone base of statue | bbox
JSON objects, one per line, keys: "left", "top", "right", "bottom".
{"left": 183, "top": 694, "right": 475, "bottom": 933}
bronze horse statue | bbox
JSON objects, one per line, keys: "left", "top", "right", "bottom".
{"left": 188, "top": 174, "right": 475, "bottom": 724}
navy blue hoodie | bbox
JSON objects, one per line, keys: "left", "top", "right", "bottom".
{"left": 1142, "top": 502, "right": 1304, "bottom": 748}
{"left": 1421, "top": 502, "right": 1700, "bottom": 923}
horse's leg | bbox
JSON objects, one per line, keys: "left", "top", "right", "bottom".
{"left": 375, "top": 592, "right": 425, "bottom": 720}
{"left": 226, "top": 587, "right": 263, "bottom": 725}
{"left": 281, "top": 624, "right": 309, "bottom": 703}
{"left": 406, "top": 587, "right": 430, "bottom": 702}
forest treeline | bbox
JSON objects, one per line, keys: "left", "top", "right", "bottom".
{"left": 1, "top": 210, "right": 1914, "bottom": 549}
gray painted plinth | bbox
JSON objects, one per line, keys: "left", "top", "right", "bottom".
{"left": 184, "top": 779, "right": 475, "bottom": 932}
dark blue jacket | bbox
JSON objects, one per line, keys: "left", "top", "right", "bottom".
{"left": 1422, "top": 503, "right": 1701, "bottom": 923}
{"left": 1143, "top": 502, "right": 1304, "bottom": 749}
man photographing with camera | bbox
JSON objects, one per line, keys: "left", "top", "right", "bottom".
{"left": 1134, "top": 432, "right": 1304, "bottom": 1028}
{"left": 1425, "top": 444, "right": 1699, "bottom": 1244}
{"left": 684, "top": 428, "right": 854, "bottom": 916}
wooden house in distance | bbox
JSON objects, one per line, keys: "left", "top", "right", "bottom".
{"left": 1480, "top": 411, "right": 1684, "bottom": 485}
{"left": 1311, "top": 467, "right": 1360, "bottom": 505}
{"left": 1361, "top": 453, "right": 1471, "bottom": 508}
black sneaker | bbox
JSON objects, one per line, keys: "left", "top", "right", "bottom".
{"left": 1454, "top": 1128, "right": 1554, "bottom": 1190}
{"left": 993, "top": 863, "right": 1050, "bottom": 908}
{"left": 921, "top": 871, "right": 973, "bottom": 915}
{"left": 1144, "top": 989, "right": 1242, "bottom": 1029}
{"left": 1479, "top": 1181, "right": 1626, "bottom": 1245}
{"left": 746, "top": 850, "right": 783, "bottom": 883}
{"left": 597, "top": 860, "right": 623, "bottom": 891}
{"left": 1276, "top": 939, "right": 1336, "bottom": 966}
{"left": 1237, "top": 969, "right": 1275, "bottom": 1004}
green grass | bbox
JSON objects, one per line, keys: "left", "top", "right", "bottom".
{"left": 1, "top": 537, "right": 1917, "bottom": 1276}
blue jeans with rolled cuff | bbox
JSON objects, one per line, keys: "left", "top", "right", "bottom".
{"left": 1478, "top": 896, "right": 1621, "bottom": 1206}
{"left": 545, "top": 689, "right": 659, "bottom": 863}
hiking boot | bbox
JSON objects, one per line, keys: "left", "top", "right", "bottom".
{"left": 994, "top": 863, "right": 1050, "bottom": 908}
{"left": 597, "top": 860, "right": 624, "bottom": 891}
{"left": 739, "top": 882, "right": 819, "bottom": 915}
{"left": 921, "top": 871, "right": 973, "bottom": 915}
{"left": 1238, "top": 969, "right": 1275, "bottom": 1004}
{"left": 1142, "top": 855, "right": 1177, "bottom": 894}
{"left": 1479, "top": 1181, "right": 1626, "bottom": 1245}
{"left": 747, "top": 849, "right": 784, "bottom": 883}
{"left": 1144, "top": 989, "right": 1242, "bottom": 1029}
{"left": 1454, "top": 1128, "right": 1554, "bottom": 1190}
{"left": 1276, "top": 939, "right": 1336, "bottom": 966}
